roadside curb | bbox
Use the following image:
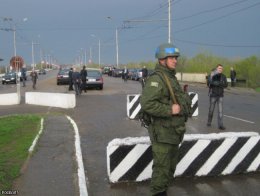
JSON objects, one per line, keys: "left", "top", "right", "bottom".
{"left": 14, "top": 115, "right": 86, "bottom": 196}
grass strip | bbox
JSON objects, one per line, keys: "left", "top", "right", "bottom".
{"left": 0, "top": 115, "right": 41, "bottom": 190}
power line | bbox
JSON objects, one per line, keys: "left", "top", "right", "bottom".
{"left": 174, "top": 2, "right": 260, "bottom": 34}
{"left": 175, "top": 38, "right": 260, "bottom": 48}
{"left": 174, "top": 0, "right": 250, "bottom": 21}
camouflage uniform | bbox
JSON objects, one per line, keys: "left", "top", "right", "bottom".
{"left": 140, "top": 63, "right": 189, "bottom": 195}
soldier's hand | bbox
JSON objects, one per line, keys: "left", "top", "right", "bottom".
{"left": 172, "top": 104, "right": 181, "bottom": 115}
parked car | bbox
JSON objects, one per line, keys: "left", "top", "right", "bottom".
{"left": 2, "top": 72, "right": 17, "bottom": 84}
{"left": 127, "top": 68, "right": 136, "bottom": 80}
{"left": 86, "top": 70, "right": 103, "bottom": 90}
{"left": 112, "top": 69, "right": 123, "bottom": 77}
{"left": 57, "top": 69, "right": 70, "bottom": 85}
{"left": 38, "top": 69, "right": 46, "bottom": 75}
{"left": 131, "top": 69, "right": 143, "bottom": 81}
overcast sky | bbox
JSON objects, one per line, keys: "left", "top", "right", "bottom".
{"left": 0, "top": 0, "right": 260, "bottom": 66}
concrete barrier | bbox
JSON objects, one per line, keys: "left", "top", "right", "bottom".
{"left": 25, "top": 92, "right": 75, "bottom": 108}
{"left": 0, "top": 93, "right": 20, "bottom": 105}
{"left": 176, "top": 73, "right": 207, "bottom": 83}
{"left": 107, "top": 132, "right": 260, "bottom": 183}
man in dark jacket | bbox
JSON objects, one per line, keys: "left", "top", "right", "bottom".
{"left": 21, "top": 66, "right": 27, "bottom": 87}
{"left": 207, "top": 64, "right": 228, "bottom": 130}
{"left": 80, "top": 65, "right": 87, "bottom": 93}
{"left": 72, "top": 68, "right": 81, "bottom": 95}
{"left": 142, "top": 66, "right": 148, "bottom": 79}
{"left": 68, "top": 67, "right": 74, "bottom": 91}
{"left": 230, "top": 67, "right": 236, "bottom": 87}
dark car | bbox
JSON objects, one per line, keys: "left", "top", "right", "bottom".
{"left": 131, "top": 69, "right": 143, "bottom": 81}
{"left": 127, "top": 68, "right": 136, "bottom": 80}
{"left": 2, "top": 72, "right": 17, "bottom": 84}
{"left": 57, "top": 69, "right": 70, "bottom": 85}
{"left": 112, "top": 69, "right": 123, "bottom": 77}
{"left": 38, "top": 69, "right": 46, "bottom": 75}
{"left": 86, "top": 70, "right": 103, "bottom": 90}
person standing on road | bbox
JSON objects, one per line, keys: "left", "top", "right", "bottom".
{"left": 230, "top": 66, "right": 237, "bottom": 87}
{"left": 142, "top": 65, "right": 148, "bottom": 79}
{"left": 72, "top": 68, "right": 81, "bottom": 95}
{"left": 207, "top": 64, "right": 228, "bottom": 130}
{"left": 21, "top": 66, "right": 27, "bottom": 87}
{"left": 122, "top": 66, "right": 128, "bottom": 82}
{"left": 68, "top": 67, "right": 74, "bottom": 91}
{"left": 80, "top": 65, "right": 88, "bottom": 93}
{"left": 140, "top": 43, "right": 192, "bottom": 196}
{"left": 30, "top": 69, "right": 38, "bottom": 90}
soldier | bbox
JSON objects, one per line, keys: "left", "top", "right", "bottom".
{"left": 140, "top": 43, "right": 191, "bottom": 196}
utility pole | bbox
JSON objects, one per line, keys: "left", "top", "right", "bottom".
{"left": 31, "top": 41, "right": 39, "bottom": 69}
{"left": 124, "top": 0, "right": 172, "bottom": 43}
{"left": 107, "top": 17, "right": 119, "bottom": 68}
{"left": 168, "top": 0, "right": 171, "bottom": 43}
{"left": 116, "top": 28, "right": 119, "bottom": 68}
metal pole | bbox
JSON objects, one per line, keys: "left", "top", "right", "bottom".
{"left": 89, "top": 47, "right": 92, "bottom": 63}
{"left": 98, "top": 39, "right": 101, "bottom": 67}
{"left": 84, "top": 49, "right": 87, "bottom": 66}
{"left": 168, "top": 0, "right": 171, "bottom": 43}
{"left": 116, "top": 27, "right": 119, "bottom": 68}
{"left": 13, "top": 26, "right": 17, "bottom": 56}
{"left": 13, "top": 25, "right": 20, "bottom": 103}
{"left": 32, "top": 41, "right": 35, "bottom": 69}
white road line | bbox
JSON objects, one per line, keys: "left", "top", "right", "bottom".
{"left": 28, "top": 118, "right": 44, "bottom": 153}
{"left": 224, "top": 115, "right": 255, "bottom": 124}
{"left": 66, "top": 115, "right": 88, "bottom": 196}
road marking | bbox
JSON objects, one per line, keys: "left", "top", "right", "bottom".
{"left": 224, "top": 115, "right": 255, "bottom": 124}
{"left": 28, "top": 118, "right": 44, "bottom": 153}
{"left": 67, "top": 115, "right": 88, "bottom": 196}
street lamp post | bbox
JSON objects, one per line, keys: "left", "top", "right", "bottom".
{"left": 107, "top": 17, "right": 119, "bottom": 68}
{"left": 116, "top": 28, "right": 119, "bottom": 68}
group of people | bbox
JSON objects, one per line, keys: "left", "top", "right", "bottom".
{"left": 68, "top": 66, "right": 88, "bottom": 95}
{"left": 121, "top": 65, "right": 148, "bottom": 83}
{"left": 20, "top": 67, "right": 38, "bottom": 89}
{"left": 140, "top": 43, "right": 236, "bottom": 196}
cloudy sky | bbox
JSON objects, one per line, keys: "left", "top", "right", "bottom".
{"left": 0, "top": 0, "right": 259, "bottom": 66}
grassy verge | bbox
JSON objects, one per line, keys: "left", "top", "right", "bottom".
{"left": 255, "top": 87, "right": 260, "bottom": 92}
{"left": 0, "top": 115, "right": 41, "bottom": 190}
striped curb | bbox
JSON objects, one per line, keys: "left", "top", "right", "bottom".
{"left": 126, "top": 92, "right": 198, "bottom": 120}
{"left": 107, "top": 132, "right": 260, "bottom": 183}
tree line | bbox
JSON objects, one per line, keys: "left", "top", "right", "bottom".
{"left": 125, "top": 52, "right": 260, "bottom": 89}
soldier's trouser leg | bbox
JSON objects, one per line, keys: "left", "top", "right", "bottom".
{"left": 217, "top": 97, "right": 224, "bottom": 127}
{"left": 207, "top": 97, "right": 217, "bottom": 125}
{"left": 151, "top": 142, "right": 179, "bottom": 196}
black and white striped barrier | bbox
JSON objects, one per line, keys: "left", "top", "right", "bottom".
{"left": 127, "top": 92, "right": 198, "bottom": 119}
{"left": 107, "top": 132, "right": 260, "bottom": 183}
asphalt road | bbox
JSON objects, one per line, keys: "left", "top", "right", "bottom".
{"left": 1, "top": 70, "right": 260, "bottom": 196}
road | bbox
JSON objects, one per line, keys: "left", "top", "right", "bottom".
{"left": 1, "top": 70, "right": 260, "bottom": 196}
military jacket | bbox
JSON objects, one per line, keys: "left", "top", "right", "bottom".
{"left": 140, "top": 64, "right": 188, "bottom": 144}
